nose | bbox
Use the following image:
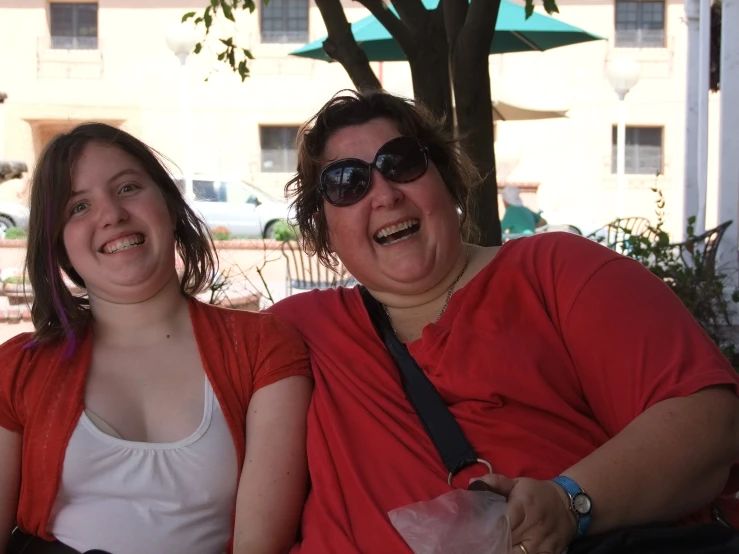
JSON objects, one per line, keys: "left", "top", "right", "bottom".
{"left": 97, "top": 195, "right": 129, "bottom": 228}
{"left": 369, "top": 169, "right": 403, "bottom": 209}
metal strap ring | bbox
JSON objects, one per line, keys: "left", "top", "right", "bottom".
{"left": 447, "top": 457, "right": 493, "bottom": 486}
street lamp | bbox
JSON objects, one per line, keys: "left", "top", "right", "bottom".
{"left": 606, "top": 58, "right": 641, "bottom": 218}
{"left": 166, "top": 24, "right": 199, "bottom": 200}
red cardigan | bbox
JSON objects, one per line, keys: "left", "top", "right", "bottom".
{"left": 0, "top": 297, "right": 311, "bottom": 541}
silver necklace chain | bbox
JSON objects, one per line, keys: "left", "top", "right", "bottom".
{"left": 382, "top": 251, "right": 470, "bottom": 337}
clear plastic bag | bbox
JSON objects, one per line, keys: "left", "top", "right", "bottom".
{"left": 388, "top": 489, "right": 511, "bottom": 554}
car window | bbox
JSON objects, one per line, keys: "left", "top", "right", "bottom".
{"left": 194, "top": 180, "right": 218, "bottom": 202}
{"left": 221, "top": 181, "right": 254, "bottom": 205}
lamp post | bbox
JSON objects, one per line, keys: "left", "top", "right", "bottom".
{"left": 166, "top": 24, "right": 198, "bottom": 201}
{"left": 606, "top": 58, "right": 641, "bottom": 218}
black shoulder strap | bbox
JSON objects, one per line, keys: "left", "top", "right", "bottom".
{"left": 359, "top": 285, "right": 479, "bottom": 477}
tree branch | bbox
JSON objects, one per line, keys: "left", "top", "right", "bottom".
{"left": 463, "top": 0, "right": 501, "bottom": 51}
{"left": 441, "top": 0, "right": 467, "bottom": 47}
{"left": 314, "top": 0, "right": 381, "bottom": 90}
{"left": 389, "top": 0, "right": 428, "bottom": 29}
{"left": 357, "top": 0, "right": 415, "bottom": 54}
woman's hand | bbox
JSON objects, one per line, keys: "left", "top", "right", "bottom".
{"left": 471, "top": 474, "right": 577, "bottom": 554}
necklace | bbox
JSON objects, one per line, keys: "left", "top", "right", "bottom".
{"left": 382, "top": 251, "right": 470, "bottom": 336}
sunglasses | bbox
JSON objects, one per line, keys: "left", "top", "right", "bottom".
{"left": 318, "top": 136, "right": 429, "bottom": 207}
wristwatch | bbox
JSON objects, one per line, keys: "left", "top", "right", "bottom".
{"left": 551, "top": 475, "right": 592, "bottom": 538}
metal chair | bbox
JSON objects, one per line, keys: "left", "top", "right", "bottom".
{"left": 588, "top": 217, "right": 656, "bottom": 253}
{"left": 671, "top": 220, "right": 732, "bottom": 277}
{"left": 281, "top": 240, "right": 355, "bottom": 295}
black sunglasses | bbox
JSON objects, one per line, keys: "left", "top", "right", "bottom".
{"left": 318, "top": 136, "right": 429, "bottom": 207}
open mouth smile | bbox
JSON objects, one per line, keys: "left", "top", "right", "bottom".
{"left": 373, "top": 219, "right": 421, "bottom": 246}
{"left": 100, "top": 233, "right": 146, "bottom": 254}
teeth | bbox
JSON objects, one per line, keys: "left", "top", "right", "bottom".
{"left": 375, "top": 219, "right": 419, "bottom": 240}
{"left": 102, "top": 234, "right": 145, "bottom": 254}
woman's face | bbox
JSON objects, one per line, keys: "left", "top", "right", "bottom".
{"left": 62, "top": 142, "right": 177, "bottom": 303}
{"left": 321, "top": 118, "right": 464, "bottom": 294}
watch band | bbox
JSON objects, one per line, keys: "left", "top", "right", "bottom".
{"left": 551, "top": 475, "right": 592, "bottom": 538}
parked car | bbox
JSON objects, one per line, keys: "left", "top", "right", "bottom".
{"left": 0, "top": 202, "right": 30, "bottom": 238}
{"left": 175, "top": 176, "right": 291, "bottom": 239}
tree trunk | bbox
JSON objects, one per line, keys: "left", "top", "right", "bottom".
{"left": 453, "top": 54, "right": 500, "bottom": 246}
{"left": 315, "top": 0, "right": 382, "bottom": 91}
{"left": 405, "top": 12, "right": 454, "bottom": 133}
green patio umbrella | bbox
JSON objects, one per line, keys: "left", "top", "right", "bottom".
{"left": 290, "top": 0, "right": 602, "bottom": 62}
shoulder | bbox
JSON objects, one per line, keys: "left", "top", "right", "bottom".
{"left": 499, "top": 232, "right": 625, "bottom": 276}
{"left": 191, "top": 297, "right": 306, "bottom": 350}
{"left": 268, "top": 287, "right": 356, "bottom": 330}
{"left": 486, "top": 233, "right": 636, "bottom": 311}
{"left": 0, "top": 332, "right": 62, "bottom": 432}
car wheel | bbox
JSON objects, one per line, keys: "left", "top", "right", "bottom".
{"left": 263, "top": 221, "right": 277, "bottom": 240}
{"left": 0, "top": 215, "right": 14, "bottom": 239}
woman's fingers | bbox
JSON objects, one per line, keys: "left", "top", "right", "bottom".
{"left": 469, "top": 473, "right": 517, "bottom": 497}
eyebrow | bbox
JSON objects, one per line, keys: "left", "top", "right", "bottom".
{"left": 69, "top": 168, "right": 143, "bottom": 198}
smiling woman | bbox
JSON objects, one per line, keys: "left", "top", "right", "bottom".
{"left": 269, "top": 90, "right": 739, "bottom": 554}
{"left": 0, "top": 123, "right": 312, "bottom": 554}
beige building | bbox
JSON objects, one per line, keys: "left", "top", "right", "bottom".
{"left": 0, "top": 0, "right": 722, "bottom": 238}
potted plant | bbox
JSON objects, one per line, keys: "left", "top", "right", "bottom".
{"left": 2, "top": 274, "right": 33, "bottom": 306}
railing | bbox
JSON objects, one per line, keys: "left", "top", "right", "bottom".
{"left": 611, "top": 148, "right": 663, "bottom": 175}
{"left": 260, "top": 30, "right": 309, "bottom": 44}
{"left": 37, "top": 36, "right": 103, "bottom": 78}
{"left": 49, "top": 35, "right": 99, "bottom": 50}
{"left": 614, "top": 29, "right": 666, "bottom": 49}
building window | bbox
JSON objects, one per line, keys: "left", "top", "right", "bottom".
{"left": 50, "top": 3, "right": 98, "bottom": 50}
{"left": 260, "top": 0, "right": 309, "bottom": 43}
{"left": 260, "top": 126, "right": 299, "bottom": 172}
{"left": 614, "top": 0, "right": 665, "bottom": 48}
{"left": 611, "top": 126, "right": 663, "bottom": 175}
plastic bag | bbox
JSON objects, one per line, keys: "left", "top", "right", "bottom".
{"left": 388, "top": 489, "right": 511, "bottom": 554}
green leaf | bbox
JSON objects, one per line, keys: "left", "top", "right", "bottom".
{"left": 524, "top": 0, "right": 534, "bottom": 18}
{"left": 243, "top": 48, "right": 255, "bottom": 59}
{"left": 688, "top": 215, "right": 697, "bottom": 225}
{"left": 245, "top": 0, "right": 257, "bottom": 12}
{"left": 217, "top": 51, "right": 226, "bottom": 60}
{"left": 182, "top": 11, "right": 196, "bottom": 22}
{"left": 222, "top": 2, "right": 235, "bottom": 21}
{"left": 543, "top": 0, "right": 559, "bottom": 14}
{"left": 194, "top": 42, "right": 203, "bottom": 54}
{"left": 204, "top": 6, "right": 213, "bottom": 28}
{"left": 211, "top": 0, "right": 219, "bottom": 7}
{"left": 219, "top": 37, "right": 234, "bottom": 47}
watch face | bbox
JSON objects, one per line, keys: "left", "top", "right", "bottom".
{"left": 573, "top": 493, "right": 592, "bottom": 515}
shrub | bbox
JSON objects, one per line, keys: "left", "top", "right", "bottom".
{"left": 272, "top": 220, "right": 299, "bottom": 242}
{"left": 620, "top": 189, "right": 739, "bottom": 366}
{"left": 2, "top": 274, "right": 27, "bottom": 285}
{"left": 211, "top": 226, "right": 232, "bottom": 241}
{"left": 3, "top": 227, "right": 26, "bottom": 240}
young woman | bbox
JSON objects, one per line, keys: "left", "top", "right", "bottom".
{"left": 0, "top": 123, "right": 312, "bottom": 554}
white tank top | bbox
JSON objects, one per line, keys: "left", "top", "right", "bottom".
{"left": 49, "top": 378, "right": 239, "bottom": 554}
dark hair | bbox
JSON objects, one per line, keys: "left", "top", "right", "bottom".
{"left": 286, "top": 89, "right": 480, "bottom": 267}
{"left": 24, "top": 123, "right": 216, "bottom": 345}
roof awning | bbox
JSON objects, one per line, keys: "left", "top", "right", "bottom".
{"left": 0, "top": 160, "right": 28, "bottom": 184}
{"left": 493, "top": 100, "right": 568, "bottom": 122}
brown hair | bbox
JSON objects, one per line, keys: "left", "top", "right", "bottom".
{"left": 24, "top": 123, "right": 216, "bottom": 345}
{"left": 286, "top": 89, "right": 480, "bottom": 267}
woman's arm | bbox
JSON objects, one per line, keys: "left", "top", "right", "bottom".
{"left": 232, "top": 375, "right": 312, "bottom": 554}
{"left": 566, "top": 385, "right": 739, "bottom": 532}
{"left": 0, "top": 427, "right": 21, "bottom": 552}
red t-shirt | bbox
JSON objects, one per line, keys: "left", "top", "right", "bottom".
{"left": 0, "top": 297, "right": 311, "bottom": 545}
{"left": 269, "top": 233, "right": 739, "bottom": 554}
